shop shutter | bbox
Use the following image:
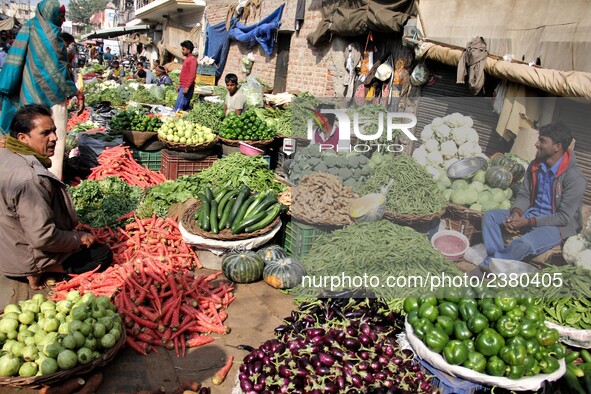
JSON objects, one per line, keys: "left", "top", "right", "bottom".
{"left": 552, "top": 99, "right": 591, "bottom": 205}
{"left": 414, "top": 61, "right": 511, "bottom": 157}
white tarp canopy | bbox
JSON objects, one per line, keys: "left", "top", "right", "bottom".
{"left": 417, "top": 0, "right": 591, "bottom": 73}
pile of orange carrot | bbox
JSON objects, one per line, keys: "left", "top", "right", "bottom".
{"left": 51, "top": 215, "right": 235, "bottom": 357}
{"left": 67, "top": 109, "right": 90, "bottom": 130}
{"left": 88, "top": 145, "right": 166, "bottom": 187}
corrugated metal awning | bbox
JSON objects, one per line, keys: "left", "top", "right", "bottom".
{"left": 81, "top": 25, "right": 152, "bottom": 39}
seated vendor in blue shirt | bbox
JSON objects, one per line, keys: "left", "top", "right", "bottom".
{"left": 480, "top": 122, "right": 586, "bottom": 265}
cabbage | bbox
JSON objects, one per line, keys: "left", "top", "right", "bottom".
{"left": 563, "top": 235, "right": 588, "bottom": 264}
{"left": 18, "top": 361, "right": 38, "bottom": 377}
{"left": 491, "top": 188, "right": 507, "bottom": 203}
{"left": 504, "top": 188, "right": 513, "bottom": 199}
{"left": 463, "top": 189, "right": 478, "bottom": 205}
{"left": 18, "top": 311, "right": 35, "bottom": 325}
{"left": 0, "top": 318, "right": 19, "bottom": 334}
{"left": 499, "top": 200, "right": 511, "bottom": 209}
{"left": 451, "top": 179, "right": 469, "bottom": 190}
{"left": 469, "top": 203, "right": 482, "bottom": 212}
{"left": 3, "top": 305, "right": 21, "bottom": 315}
{"left": 470, "top": 181, "right": 485, "bottom": 192}
{"left": 0, "top": 354, "right": 22, "bottom": 376}
{"left": 444, "top": 189, "right": 453, "bottom": 201}
{"left": 481, "top": 201, "right": 499, "bottom": 212}
{"left": 478, "top": 190, "right": 494, "bottom": 205}
{"left": 450, "top": 189, "right": 467, "bottom": 205}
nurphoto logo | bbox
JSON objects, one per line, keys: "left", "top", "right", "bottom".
{"left": 306, "top": 108, "right": 418, "bottom": 153}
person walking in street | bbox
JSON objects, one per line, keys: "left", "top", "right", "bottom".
{"left": 478, "top": 122, "right": 586, "bottom": 269}
{"left": 0, "top": 0, "right": 78, "bottom": 181}
{"left": 173, "top": 40, "right": 197, "bottom": 112}
{"left": 0, "top": 104, "right": 113, "bottom": 289}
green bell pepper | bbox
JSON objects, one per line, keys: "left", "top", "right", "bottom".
{"left": 425, "top": 327, "right": 449, "bottom": 353}
{"left": 500, "top": 344, "right": 527, "bottom": 366}
{"left": 486, "top": 355, "right": 506, "bottom": 377}
{"left": 480, "top": 302, "right": 503, "bottom": 323}
{"left": 523, "top": 356, "right": 540, "bottom": 377}
{"left": 453, "top": 320, "right": 473, "bottom": 341}
{"left": 539, "top": 356, "right": 560, "bottom": 374}
{"left": 524, "top": 305, "right": 544, "bottom": 323}
{"left": 459, "top": 299, "right": 479, "bottom": 321}
{"left": 525, "top": 338, "right": 541, "bottom": 356}
{"left": 467, "top": 313, "right": 489, "bottom": 334}
{"left": 435, "top": 315, "right": 455, "bottom": 336}
{"left": 507, "top": 365, "right": 525, "bottom": 379}
{"left": 475, "top": 328, "right": 505, "bottom": 357}
{"left": 403, "top": 297, "right": 420, "bottom": 313}
{"left": 518, "top": 319, "right": 538, "bottom": 339}
{"left": 438, "top": 301, "right": 459, "bottom": 320}
{"left": 506, "top": 336, "right": 528, "bottom": 348}
{"left": 443, "top": 287, "right": 463, "bottom": 304}
{"left": 419, "top": 295, "right": 438, "bottom": 308}
{"left": 463, "top": 339, "right": 476, "bottom": 352}
{"left": 411, "top": 318, "right": 434, "bottom": 340}
{"left": 494, "top": 291, "right": 518, "bottom": 312}
{"left": 462, "top": 351, "right": 487, "bottom": 373}
{"left": 419, "top": 303, "right": 439, "bottom": 323}
{"left": 443, "top": 340, "right": 469, "bottom": 365}
{"left": 546, "top": 343, "right": 566, "bottom": 359}
{"left": 506, "top": 307, "right": 524, "bottom": 321}
{"left": 407, "top": 310, "right": 420, "bottom": 326}
{"left": 496, "top": 316, "right": 520, "bottom": 338}
{"left": 536, "top": 327, "right": 559, "bottom": 347}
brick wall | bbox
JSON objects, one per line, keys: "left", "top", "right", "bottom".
{"left": 203, "top": 0, "right": 333, "bottom": 96}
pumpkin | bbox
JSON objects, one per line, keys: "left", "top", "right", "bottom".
{"left": 485, "top": 165, "right": 513, "bottom": 190}
{"left": 263, "top": 258, "right": 306, "bottom": 289}
{"left": 222, "top": 251, "right": 264, "bottom": 283}
{"left": 257, "top": 245, "right": 288, "bottom": 265}
{"left": 489, "top": 154, "right": 526, "bottom": 183}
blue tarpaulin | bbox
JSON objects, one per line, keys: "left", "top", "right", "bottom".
{"left": 204, "top": 4, "right": 285, "bottom": 78}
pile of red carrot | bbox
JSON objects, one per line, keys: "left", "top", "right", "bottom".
{"left": 88, "top": 145, "right": 166, "bottom": 187}
{"left": 67, "top": 109, "right": 90, "bottom": 130}
{"left": 52, "top": 215, "right": 235, "bottom": 357}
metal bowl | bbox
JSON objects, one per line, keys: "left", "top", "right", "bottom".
{"left": 447, "top": 157, "right": 487, "bottom": 179}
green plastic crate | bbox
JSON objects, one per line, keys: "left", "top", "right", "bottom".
{"left": 283, "top": 220, "right": 330, "bottom": 259}
{"left": 131, "top": 149, "right": 162, "bottom": 172}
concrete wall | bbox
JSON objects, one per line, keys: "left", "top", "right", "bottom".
{"left": 204, "top": 0, "right": 334, "bottom": 96}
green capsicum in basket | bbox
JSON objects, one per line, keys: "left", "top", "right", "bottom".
{"left": 480, "top": 302, "right": 503, "bottom": 323}
{"left": 404, "top": 297, "right": 420, "bottom": 313}
{"left": 463, "top": 339, "right": 476, "bottom": 353}
{"left": 459, "top": 299, "right": 479, "bottom": 321}
{"left": 500, "top": 343, "right": 527, "bottom": 366}
{"left": 524, "top": 304, "right": 544, "bottom": 323}
{"left": 546, "top": 342, "right": 566, "bottom": 359}
{"left": 438, "top": 301, "right": 459, "bottom": 320}
{"left": 525, "top": 337, "right": 541, "bottom": 356}
{"left": 462, "top": 351, "right": 487, "bottom": 373}
{"left": 494, "top": 290, "right": 518, "bottom": 312}
{"left": 443, "top": 286, "right": 463, "bottom": 304}
{"left": 506, "top": 364, "right": 526, "bottom": 379}
{"left": 519, "top": 319, "right": 539, "bottom": 339}
{"left": 435, "top": 315, "right": 454, "bottom": 336}
{"left": 506, "top": 335, "right": 528, "bottom": 349}
{"left": 467, "top": 313, "right": 489, "bottom": 334}
{"left": 412, "top": 318, "right": 434, "bottom": 340}
{"left": 539, "top": 355, "right": 560, "bottom": 374}
{"left": 475, "top": 328, "right": 505, "bottom": 357}
{"left": 425, "top": 327, "right": 449, "bottom": 353}
{"left": 524, "top": 356, "right": 540, "bottom": 377}
{"left": 407, "top": 310, "right": 420, "bottom": 326}
{"left": 506, "top": 307, "right": 525, "bottom": 321}
{"left": 536, "top": 327, "right": 560, "bottom": 347}
{"left": 486, "top": 355, "right": 506, "bottom": 377}
{"left": 443, "top": 340, "right": 469, "bottom": 365}
{"left": 496, "top": 315, "right": 520, "bottom": 338}
{"left": 453, "top": 320, "right": 473, "bottom": 341}
{"left": 419, "top": 302, "right": 439, "bottom": 323}
{"left": 419, "top": 295, "right": 438, "bottom": 308}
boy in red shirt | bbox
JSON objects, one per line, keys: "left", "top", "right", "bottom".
{"left": 173, "top": 40, "right": 197, "bottom": 111}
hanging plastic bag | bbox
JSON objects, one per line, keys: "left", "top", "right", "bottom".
{"left": 240, "top": 75, "right": 264, "bottom": 107}
{"left": 410, "top": 62, "right": 430, "bottom": 86}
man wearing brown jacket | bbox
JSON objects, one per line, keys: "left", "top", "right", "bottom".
{"left": 0, "top": 104, "right": 112, "bottom": 289}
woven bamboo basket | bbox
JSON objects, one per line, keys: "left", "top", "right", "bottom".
{"left": 158, "top": 136, "right": 219, "bottom": 153}
{"left": 122, "top": 130, "right": 158, "bottom": 149}
{"left": 218, "top": 136, "right": 274, "bottom": 148}
{"left": 181, "top": 201, "right": 281, "bottom": 241}
{"left": 0, "top": 331, "right": 126, "bottom": 389}
{"left": 383, "top": 209, "right": 446, "bottom": 226}
{"left": 442, "top": 204, "right": 484, "bottom": 243}
{"left": 290, "top": 212, "right": 352, "bottom": 227}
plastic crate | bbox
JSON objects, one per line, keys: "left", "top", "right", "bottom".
{"left": 283, "top": 220, "right": 331, "bottom": 259}
{"left": 161, "top": 149, "right": 218, "bottom": 180}
{"left": 131, "top": 149, "right": 162, "bottom": 172}
{"left": 197, "top": 64, "right": 217, "bottom": 76}
{"left": 195, "top": 74, "right": 216, "bottom": 86}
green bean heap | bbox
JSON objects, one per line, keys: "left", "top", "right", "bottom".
{"left": 360, "top": 154, "right": 447, "bottom": 215}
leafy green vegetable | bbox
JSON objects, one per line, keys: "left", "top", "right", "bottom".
{"left": 70, "top": 177, "right": 142, "bottom": 228}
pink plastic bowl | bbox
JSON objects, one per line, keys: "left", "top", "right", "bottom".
{"left": 431, "top": 230, "right": 470, "bottom": 261}
{"left": 239, "top": 142, "right": 264, "bottom": 156}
